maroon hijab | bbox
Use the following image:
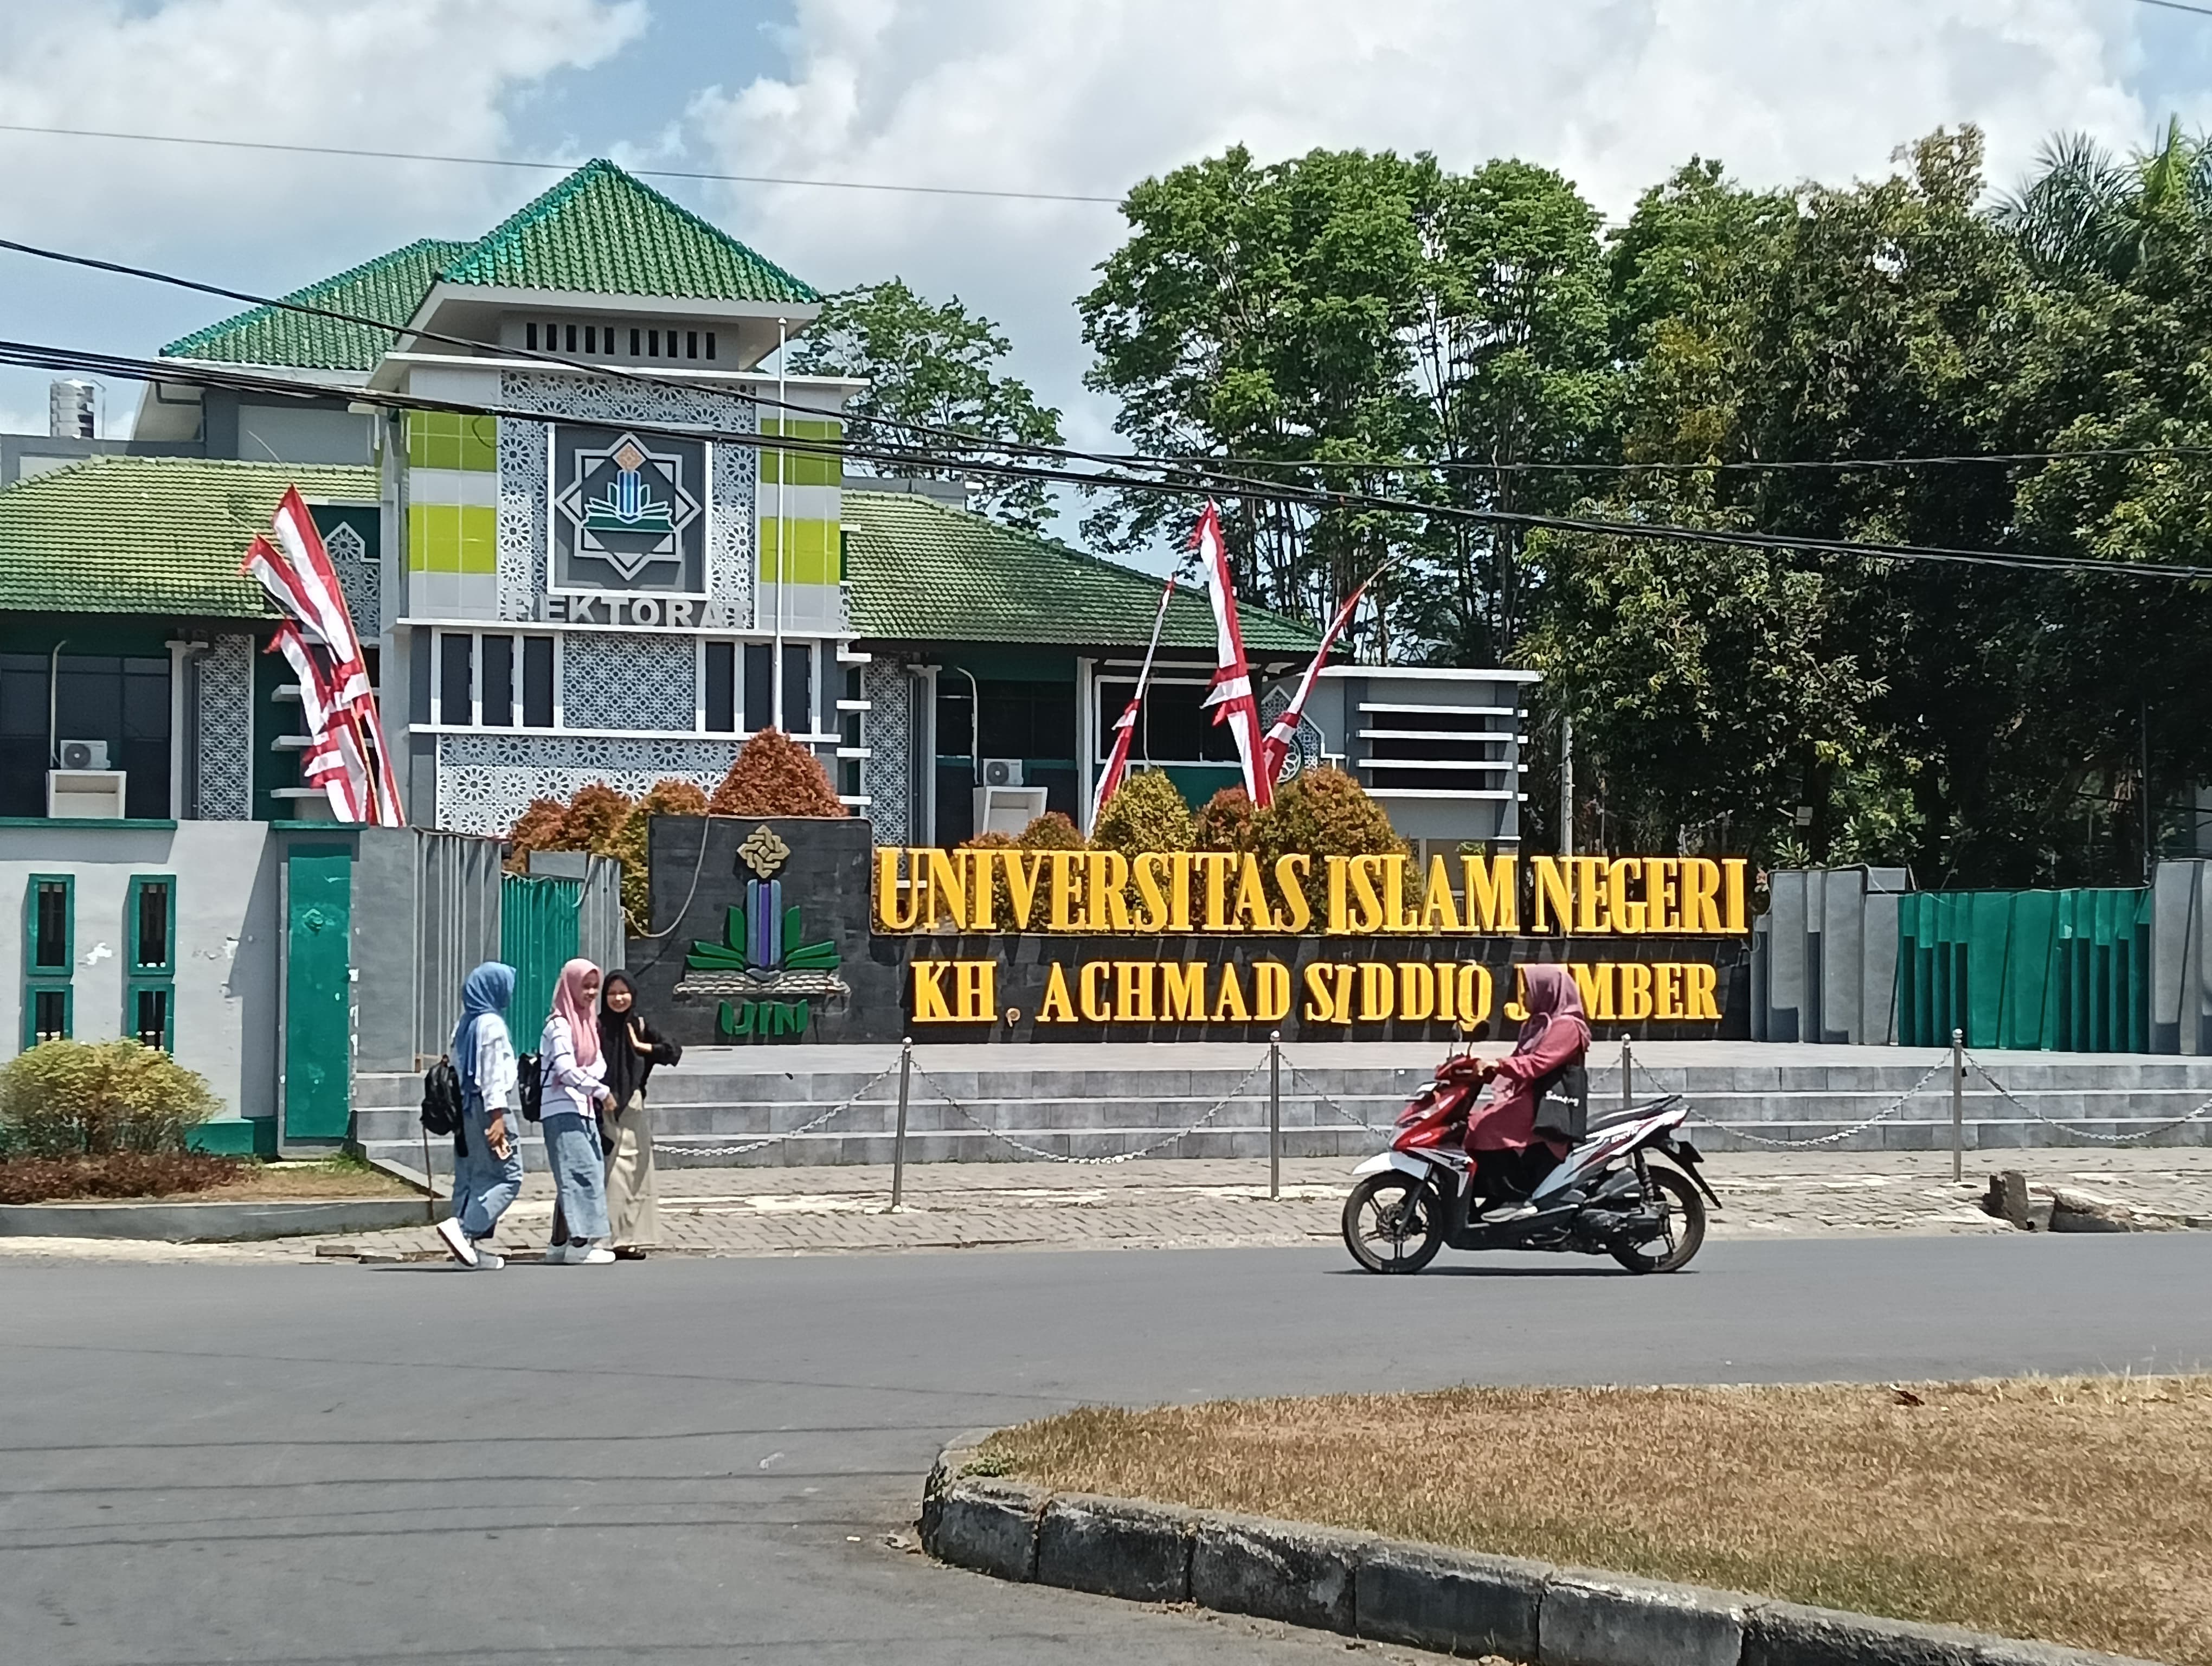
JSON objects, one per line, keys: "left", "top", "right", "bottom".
{"left": 1515, "top": 964, "right": 1588, "bottom": 1053}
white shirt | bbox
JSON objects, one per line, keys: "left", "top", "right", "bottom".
{"left": 471, "top": 1014, "right": 517, "bottom": 1112}
{"left": 538, "top": 1014, "right": 606, "bottom": 1118}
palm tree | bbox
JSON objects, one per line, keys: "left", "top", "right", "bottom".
{"left": 1992, "top": 117, "right": 2212, "bottom": 281}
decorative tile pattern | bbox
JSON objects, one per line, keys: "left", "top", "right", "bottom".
{"left": 494, "top": 416, "right": 547, "bottom": 621}
{"left": 561, "top": 632, "right": 697, "bottom": 732}
{"left": 435, "top": 732, "right": 742, "bottom": 837}
{"left": 498, "top": 370, "right": 755, "bottom": 628}
{"left": 321, "top": 520, "right": 379, "bottom": 637}
{"left": 861, "top": 659, "right": 910, "bottom": 845}
{"left": 196, "top": 634, "right": 255, "bottom": 820}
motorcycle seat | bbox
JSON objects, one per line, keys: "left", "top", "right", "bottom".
{"left": 1577, "top": 1095, "right": 1684, "bottom": 1139}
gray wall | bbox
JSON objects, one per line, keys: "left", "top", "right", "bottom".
{"left": 1753, "top": 866, "right": 1908, "bottom": 1045}
{"left": 2151, "top": 859, "right": 2212, "bottom": 1055}
{"left": 0, "top": 821, "right": 282, "bottom": 1118}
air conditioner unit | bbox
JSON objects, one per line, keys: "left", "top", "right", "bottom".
{"left": 974, "top": 784, "right": 1049, "bottom": 838}
{"left": 48, "top": 768, "right": 127, "bottom": 819}
{"left": 57, "top": 739, "right": 109, "bottom": 771}
{"left": 981, "top": 758, "right": 1024, "bottom": 788}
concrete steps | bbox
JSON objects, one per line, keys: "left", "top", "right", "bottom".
{"left": 350, "top": 1045, "right": 2212, "bottom": 1175}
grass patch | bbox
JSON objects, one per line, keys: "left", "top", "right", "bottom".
{"left": 985, "top": 1376, "right": 2212, "bottom": 1664}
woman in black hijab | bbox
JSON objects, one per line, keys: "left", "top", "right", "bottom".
{"left": 598, "top": 971, "right": 682, "bottom": 1258}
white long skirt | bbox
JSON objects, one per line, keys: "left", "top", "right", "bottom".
{"left": 603, "top": 1092, "right": 660, "bottom": 1248}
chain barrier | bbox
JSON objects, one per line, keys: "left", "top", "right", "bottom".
{"left": 1285, "top": 1060, "right": 1396, "bottom": 1137}
{"left": 908, "top": 1055, "right": 1272, "bottom": 1165}
{"left": 1676, "top": 1056, "right": 1951, "bottom": 1150}
{"left": 652, "top": 1062, "right": 897, "bottom": 1159}
{"left": 1963, "top": 1052, "right": 2212, "bottom": 1145}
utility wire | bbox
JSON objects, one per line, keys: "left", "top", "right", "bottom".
{"left": 2133, "top": 0, "right": 2212, "bottom": 19}
{"left": 5, "top": 235, "right": 2211, "bottom": 584}
{"left": 10, "top": 333, "right": 2209, "bottom": 588}
{"left": 0, "top": 121, "right": 1124, "bottom": 206}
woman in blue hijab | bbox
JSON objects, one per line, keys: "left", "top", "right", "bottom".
{"left": 438, "top": 962, "right": 523, "bottom": 1269}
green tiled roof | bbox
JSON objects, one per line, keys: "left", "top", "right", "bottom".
{"left": 163, "top": 160, "right": 816, "bottom": 371}
{"left": 161, "top": 239, "right": 472, "bottom": 372}
{"left": 440, "top": 159, "right": 818, "bottom": 303}
{"left": 843, "top": 490, "right": 1321, "bottom": 654}
{"left": 0, "top": 457, "right": 378, "bottom": 617}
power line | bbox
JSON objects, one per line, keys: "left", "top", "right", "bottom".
{"left": 0, "top": 121, "right": 1124, "bottom": 206}
{"left": 4, "top": 233, "right": 2208, "bottom": 584}
{"left": 2133, "top": 0, "right": 2212, "bottom": 19}
{"left": 9, "top": 332, "right": 2208, "bottom": 588}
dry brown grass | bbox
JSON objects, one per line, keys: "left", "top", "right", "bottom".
{"left": 985, "top": 1376, "right": 2212, "bottom": 1664}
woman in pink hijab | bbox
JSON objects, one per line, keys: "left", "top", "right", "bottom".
{"left": 538, "top": 958, "right": 615, "bottom": 1265}
{"left": 1464, "top": 964, "right": 1591, "bottom": 1170}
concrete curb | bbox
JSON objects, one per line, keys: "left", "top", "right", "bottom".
{"left": 918, "top": 1439, "right": 2159, "bottom": 1665}
{"left": 0, "top": 1198, "right": 435, "bottom": 1242}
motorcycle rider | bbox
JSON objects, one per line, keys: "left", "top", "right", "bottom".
{"left": 1466, "top": 964, "right": 1592, "bottom": 1204}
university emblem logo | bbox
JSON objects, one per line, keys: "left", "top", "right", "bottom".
{"left": 552, "top": 425, "right": 706, "bottom": 592}
{"left": 676, "top": 824, "right": 847, "bottom": 1040}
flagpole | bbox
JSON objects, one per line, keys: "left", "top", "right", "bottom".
{"left": 1135, "top": 572, "right": 1172, "bottom": 768}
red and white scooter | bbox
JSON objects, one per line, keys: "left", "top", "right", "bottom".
{"left": 1341, "top": 1054, "right": 1719, "bottom": 1274}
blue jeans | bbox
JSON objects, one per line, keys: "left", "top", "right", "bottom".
{"left": 452, "top": 1097, "right": 524, "bottom": 1240}
{"left": 540, "top": 1110, "right": 609, "bottom": 1244}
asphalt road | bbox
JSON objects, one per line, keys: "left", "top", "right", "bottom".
{"left": 2, "top": 1234, "right": 2209, "bottom": 1665}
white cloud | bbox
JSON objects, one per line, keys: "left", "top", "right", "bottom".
{"left": 0, "top": 0, "right": 647, "bottom": 265}
{"left": 686, "top": 0, "right": 2168, "bottom": 471}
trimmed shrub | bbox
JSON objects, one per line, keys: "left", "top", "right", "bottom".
{"left": 1254, "top": 767, "right": 1410, "bottom": 921}
{"left": 613, "top": 778, "right": 712, "bottom": 934}
{"left": 1194, "top": 785, "right": 1258, "bottom": 854}
{"left": 957, "top": 829, "right": 1019, "bottom": 921}
{"left": 505, "top": 796, "right": 573, "bottom": 874}
{"left": 710, "top": 728, "right": 846, "bottom": 817}
{"left": 1015, "top": 810, "right": 1086, "bottom": 851}
{"left": 0, "top": 1152, "right": 245, "bottom": 1204}
{"left": 1092, "top": 771, "right": 1194, "bottom": 857}
{"left": 0, "top": 1039, "right": 220, "bottom": 1158}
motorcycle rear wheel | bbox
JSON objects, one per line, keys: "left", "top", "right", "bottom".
{"left": 1342, "top": 1172, "right": 1444, "bottom": 1273}
{"left": 1609, "top": 1165, "right": 1705, "bottom": 1274}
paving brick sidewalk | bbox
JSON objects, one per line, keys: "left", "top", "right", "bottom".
{"left": 3, "top": 1148, "right": 2207, "bottom": 1265}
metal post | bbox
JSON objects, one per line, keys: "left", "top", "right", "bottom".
{"left": 419, "top": 1115, "right": 437, "bottom": 1226}
{"left": 1269, "top": 1031, "right": 1282, "bottom": 1201}
{"left": 890, "top": 1037, "right": 913, "bottom": 1210}
{"left": 1621, "top": 1036, "right": 1633, "bottom": 1112}
{"left": 1950, "top": 1028, "right": 1965, "bottom": 1182}
{"left": 1558, "top": 714, "right": 1574, "bottom": 857}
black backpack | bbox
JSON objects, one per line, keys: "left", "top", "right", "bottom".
{"left": 518, "top": 1053, "right": 544, "bottom": 1123}
{"left": 420, "top": 1057, "right": 464, "bottom": 1137}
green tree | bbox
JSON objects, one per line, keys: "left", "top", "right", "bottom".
{"left": 788, "top": 278, "right": 1065, "bottom": 532}
{"left": 1078, "top": 145, "right": 1432, "bottom": 633}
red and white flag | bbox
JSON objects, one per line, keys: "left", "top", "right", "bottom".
{"left": 1089, "top": 573, "right": 1175, "bottom": 828}
{"left": 1192, "top": 503, "right": 1271, "bottom": 807}
{"left": 1259, "top": 580, "right": 1366, "bottom": 790}
{"left": 244, "top": 491, "right": 404, "bottom": 826}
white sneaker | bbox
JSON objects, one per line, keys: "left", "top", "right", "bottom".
{"left": 570, "top": 1245, "right": 616, "bottom": 1265}
{"left": 435, "top": 1218, "right": 479, "bottom": 1268}
{"left": 472, "top": 1252, "right": 505, "bottom": 1271}
{"left": 543, "top": 1243, "right": 570, "bottom": 1265}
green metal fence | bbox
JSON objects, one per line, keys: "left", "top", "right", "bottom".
{"left": 1895, "top": 887, "right": 2153, "bottom": 1050}
{"left": 500, "top": 872, "right": 581, "bottom": 1047}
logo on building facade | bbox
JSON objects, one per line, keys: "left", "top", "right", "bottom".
{"left": 552, "top": 425, "right": 707, "bottom": 594}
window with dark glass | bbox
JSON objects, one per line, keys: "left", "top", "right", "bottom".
{"left": 630, "top": 328, "right": 641, "bottom": 356}
{"left": 526, "top": 322, "right": 538, "bottom": 350}
{"left": 439, "top": 633, "right": 473, "bottom": 725}
{"left": 125, "top": 873, "right": 175, "bottom": 1051}
{"left": 649, "top": 329, "right": 660, "bottom": 357}
{"left": 704, "top": 642, "right": 737, "bottom": 732}
{"left": 480, "top": 636, "right": 515, "bottom": 728}
{"left": 523, "top": 636, "right": 555, "bottom": 728}
{"left": 781, "top": 644, "right": 813, "bottom": 736}
{"left": 22, "top": 873, "right": 72, "bottom": 1048}
{"left": 131, "top": 987, "right": 170, "bottom": 1050}
{"left": 0, "top": 652, "right": 169, "bottom": 818}
{"left": 686, "top": 331, "right": 699, "bottom": 360}
{"left": 743, "top": 643, "right": 772, "bottom": 733}
{"left": 705, "top": 332, "right": 716, "bottom": 361}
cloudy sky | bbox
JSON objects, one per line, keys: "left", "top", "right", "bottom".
{"left": 1, "top": 0, "right": 2204, "bottom": 530}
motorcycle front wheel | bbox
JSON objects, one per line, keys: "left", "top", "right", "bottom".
{"left": 1342, "top": 1172, "right": 1444, "bottom": 1273}
{"left": 1609, "top": 1165, "right": 1706, "bottom": 1274}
